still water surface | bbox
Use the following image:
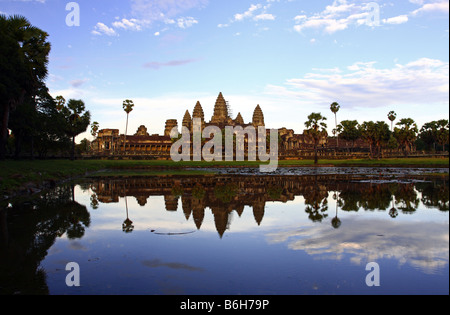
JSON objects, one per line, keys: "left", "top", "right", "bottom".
{"left": 1, "top": 173, "right": 448, "bottom": 295}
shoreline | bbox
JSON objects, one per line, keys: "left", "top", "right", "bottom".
{"left": 1, "top": 158, "right": 448, "bottom": 202}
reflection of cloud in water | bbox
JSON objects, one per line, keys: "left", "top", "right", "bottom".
{"left": 267, "top": 218, "right": 449, "bottom": 274}
{"left": 68, "top": 241, "right": 87, "bottom": 251}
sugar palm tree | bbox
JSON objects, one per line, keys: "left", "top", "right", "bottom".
{"left": 304, "top": 112, "right": 328, "bottom": 164}
{"left": 122, "top": 99, "right": 134, "bottom": 153}
{"left": 394, "top": 118, "right": 418, "bottom": 155}
{"left": 388, "top": 111, "right": 397, "bottom": 132}
{"left": 90, "top": 121, "right": 99, "bottom": 153}
{"left": 359, "top": 121, "right": 390, "bottom": 159}
{"left": 330, "top": 102, "right": 340, "bottom": 148}
{"left": 435, "top": 119, "right": 449, "bottom": 153}
{"left": 90, "top": 121, "right": 99, "bottom": 138}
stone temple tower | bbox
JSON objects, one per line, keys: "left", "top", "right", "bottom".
{"left": 235, "top": 112, "right": 244, "bottom": 126}
{"left": 192, "top": 101, "right": 205, "bottom": 131}
{"left": 252, "top": 104, "right": 265, "bottom": 127}
{"left": 164, "top": 119, "right": 178, "bottom": 137}
{"left": 193, "top": 101, "right": 204, "bottom": 121}
{"left": 210, "top": 92, "right": 229, "bottom": 124}
{"left": 182, "top": 110, "right": 192, "bottom": 132}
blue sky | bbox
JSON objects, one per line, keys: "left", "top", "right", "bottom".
{"left": 1, "top": 0, "right": 449, "bottom": 140}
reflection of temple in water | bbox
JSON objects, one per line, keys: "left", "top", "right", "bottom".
{"left": 90, "top": 175, "right": 448, "bottom": 237}
{"left": 92, "top": 175, "right": 326, "bottom": 237}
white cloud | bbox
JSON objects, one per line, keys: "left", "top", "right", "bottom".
{"left": 254, "top": 13, "right": 275, "bottom": 21}
{"left": 411, "top": 0, "right": 449, "bottom": 16}
{"left": 267, "top": 217, "right": 449, "bottom": 274}
{"left": 234, "top": 4, "right": 262, "bottom": 21}
{"left": 293, "top": 58, "right": 448, "bottom": 107}
{"left": 294, "top": 17, "right": 350, "bottom": 34}
{"left": 92, "top": 22, "right": 117, "bottom": 36}
{"left": 49, "top": 88, "right": 88, "bottom": 102}
{"left": 293, "top": 0, "right": 449, "bottom": 34}
{"left": 294, "top": 15, "right": 307, "bottom": 23}
{"left": 177, "top": 16, "right": 198, "bottom": 29}
{"left": 409, "top": 0, "right": 425, "bottom": 4}
{"left": 92, "top": 0, "right": 206, "bottom": 35}
{"left": 323, "top": 0, "right": 355, "bottom": 16}
{"left": 383, "top": 15, "right": 409, "bottom": 25}
{"left": 218, "top": 1, "right": 278, "bottom": 28}
{"left": 263, "top": 58, "right": 449, "bottom": 130}
{"left": 293, "top": 0, "right": 372, "bottom": 34}
{"left": 130, "top": 0, "right": 208, "bottom": 21}
{"left": 112, "top": 18, "right": 143, "bottom": 31}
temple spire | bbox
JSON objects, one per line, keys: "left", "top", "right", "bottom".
{"left": 211, "top": 92, "right": 229, "bottom": 124}
{"left": 182, "top": 110, "right": 192, "bottom": 131}
{"left": 252, "top": 104, "right": 265, "bottom": 127}
{"left": 193, "top": 101, "right": 204, "bottom": 120}
{"left": 235, "top": 112, "right": 244, "bottom": 125}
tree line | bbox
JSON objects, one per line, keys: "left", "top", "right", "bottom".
{"left": 304, "top": 103, "right": 449, "bottom": 163}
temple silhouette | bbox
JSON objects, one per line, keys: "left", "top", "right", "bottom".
{"left": 90, "top": 92, "right": 370, "bottom": 158}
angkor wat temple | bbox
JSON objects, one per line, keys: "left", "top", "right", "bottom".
{"left": 91, "top": 92, "right": 369, "bottom": 158}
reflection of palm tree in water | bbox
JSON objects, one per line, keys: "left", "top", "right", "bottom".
{"left": 331, "top": 192, "right": 341, "bottom": 229}
{"left": 122, "top": 190, "right": 134, "bottom": 233}
{"left": 395, "top": 184, "right": 420, "bottom": 213}
{"left": 304, "top": 186, "right": 329, "bottom": 223}
{"left": 388, "top": 183, "right": 398, "bottom": 218}
{"left": 389, "top": 196, "right": 398, "bottom": 218}
{"left": 303, "top": 175, "right": 329, "bottom": 223}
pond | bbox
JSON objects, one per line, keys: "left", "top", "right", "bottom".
{"left": 1, "top": 172, "right": 448, "bottom": 295}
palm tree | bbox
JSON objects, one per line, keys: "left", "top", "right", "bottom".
{"left": 90, "top": 121, "right": 99, "bottom": 138}
{"left": 90, "top": 121, "right": 99, "bottom": 153}
{"left": 337, "top": 120, "right": 360, "bottom": 151}
{"left": 122, "top": 99, "right": 134, "bottom": 154}
{"left": 359, "top": 121, "right": 390, "bottom": 159}
{"left": 388, "top": 111, "right": 397, "bottom": 132}
{"left": 0, "top": 15, "right": 51, "bottom": 159}
{"left": 394, "top": 118, "right": 418, "bottom": 155}
{"left": 330, "top": 102, "right": 340, "bottom": 148}
{"left": 435, "top": 119, "right": 449, "bottom": 153}
{"left": 304, "top": 112, "right": 328, "bottom": 164}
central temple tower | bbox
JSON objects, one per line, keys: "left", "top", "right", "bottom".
{"left": 210, "top": 92, "right": 229, "bottom": 124}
